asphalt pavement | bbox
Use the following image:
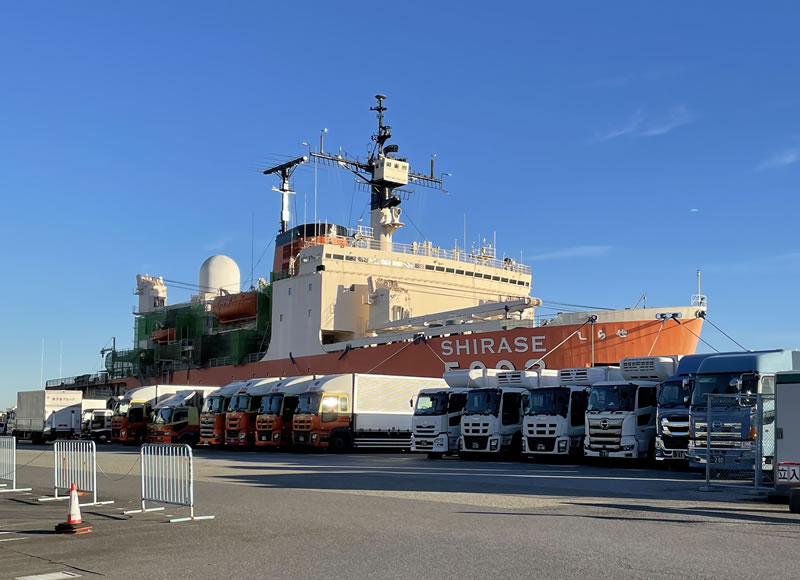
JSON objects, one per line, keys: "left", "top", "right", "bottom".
{"left": 1, "top": 443, "right": 799, "bottom": 579}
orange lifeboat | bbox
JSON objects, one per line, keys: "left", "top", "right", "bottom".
{"left": 151, "top": 328, "right": 175, "bottom": 344}
{"left": 212, "top": 292, "right": 258, "bottom": 324}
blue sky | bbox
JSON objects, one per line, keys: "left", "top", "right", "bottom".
{"left": 1, "top": 2, "right": 799, "bottom": 408}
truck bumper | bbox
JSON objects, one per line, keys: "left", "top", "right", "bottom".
{"left": 522, "top": 436, "right": 571, "bottom": 456}
{"left": 585, "top": 440, "right": 639, "bottom": 459}
{"left": 411, "top": 434, "right": 449, "bottom": 454}
{"left": 655, "top": 436, "right": 688, "bottom": 461}
{"left": 255, "top": 430, "right": 282, "bottom": 447}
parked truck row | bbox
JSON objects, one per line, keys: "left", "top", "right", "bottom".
{"left": 14, "top": 350, "right": 799, "bottom": 472}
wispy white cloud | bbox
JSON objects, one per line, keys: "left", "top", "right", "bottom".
{"left": 639, "top": 105, "right": 694, "bottom": 136}
{"left": 755, "top": 148, "right": 800, "bottom": 171}
{"left": 528, "top": 245, "right": 611, "bottom": 261}
{"left": 593, "top": 108, "right": 645, "bottom": 142}
{"left": 591, "top": 105, "right": 694, "bottom": 143}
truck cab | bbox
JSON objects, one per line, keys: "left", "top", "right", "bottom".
{"left": 199, "top": 381, "right": 244, "bottom": 446}
{"left": 293, "top": 375, "right": 354, "bottom": 451}
{"left": 147, "top": 388, "right": 218, "bottom": 446}
{"left": 225, "top": 378, "right": 281, "bottom": 446}
{"left": 584, "top": 357, "right": 677, "bottom": 460}
{"left": 410, "top": 386, "right": 470, "bottom": 458}
{"left": 689, "top": 350, "right": 800, "bottom": 469}
{"left": 113, "top": 385, "right": 205, "bottom": 443}
{"left": 458, "top": 370, "right": 560, "bottom": 457}
{"left": 522, "top": 367, "right": 621, "bottom": 458}
{"left": 655, "top": 353, "right": 736, "bottom": 463}
{"left": 255, "top": 376, "right": 313, "bottom": 448}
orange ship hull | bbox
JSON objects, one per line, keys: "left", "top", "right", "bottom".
{"left": 134, "top": 316, "right": 703, "bottom": 387}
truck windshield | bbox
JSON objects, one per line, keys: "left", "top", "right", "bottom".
{"left": 588, "top": 385, "right": 636, "bottom": 412}
{"left": 128, "top": 405, "right": 146, "bottom": 422}
{"left": 295, "top": 393, "right": 321, "bottom": 414}
{"left": 202, "top": 396, "right": 224, "bottom": 414}
{"left": 658, "top": 379, "right": 692, "bottom": 407}
{"left": 113, "top": 401, "right": 129, "bottom": 417}
{"left": 260, "top": 394, "right": 284, "bottom": 414}
{"left": 90, "top": 416, "right": 106, "bottom": 430}
{"left": 464, "top": 389, "right": 501, "bottom": 416}
{"left": 414, "top": 393, "right": 449, "bottom": 416}
{"left": 153, "top": 408, "right": 173, "bottom": 424}
{"left": 525, "top": 387, "right": 569, "bottom": 417}
{"left": 691, "top": 373, "right": 742, "bottom": 405}
{"left": 228, "top": 394, "right": 252, "bottom": 412}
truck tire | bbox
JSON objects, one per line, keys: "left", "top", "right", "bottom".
{"left": 329, "top": 433, "right": 351, "bottom": 453}
{"left": 178, "top": 434, "right": 197, "bottom": 448}
{"left": 32, "top": 433, "right": 44, "bottom": 446}
{"left": 790, "top": 489, "right": 800, "bottom": 514}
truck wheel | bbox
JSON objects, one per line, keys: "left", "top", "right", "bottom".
{"left": 178, "top": 434, "right": 197, "bottom": 448}
{"left": 790, "top": 489, "right": 800, "bottom": 514}
{"left": 427, "top": 452, "right": 444, "bottom": 460}
{"left": 329, "top": 433, "right": 351, "bottom": 453}
{"left": 32, "top": 433, "right": 44, "bottom": 446}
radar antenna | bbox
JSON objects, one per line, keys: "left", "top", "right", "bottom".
{"left": 263, "top": 156, "right": 308, "bottom": 234}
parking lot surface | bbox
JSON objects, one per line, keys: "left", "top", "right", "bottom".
{"left": 2, "top": 444, "right": 799, "bottom": 579}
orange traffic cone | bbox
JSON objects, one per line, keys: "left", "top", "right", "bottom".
{"left": 55, "top": 483, "right": 93, "bottom": 535}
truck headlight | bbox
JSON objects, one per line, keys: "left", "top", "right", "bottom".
{"left": 311, "top": 433, "right": 318, "bottom": 441}
{"left": 273, "top": 432, "right": 280, "bottom": 441}
{"left": 121, "top": 430, "right": 127, "bottom": 438}
{"left": 558, "top": 440, "right": 568, "bottom": 453}
{"left": 621, "top": 444, "right": 635, "bottom": 451}
{"left": 434, "top": 437, "right": 445, "bottom": 446}
{"left": 489, "top": 439, "right": 499, "bottom": 451}
{"left": 239, "top": 432, "right": 246, "bottom": 441}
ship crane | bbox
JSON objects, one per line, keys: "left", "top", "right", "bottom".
{"left": 302, "top": 94, "right": 449, "bottom": 250}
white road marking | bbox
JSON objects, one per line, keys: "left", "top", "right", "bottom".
{"left": 0, "top": 537, "right": 29, "bottom": 542}
{"left": 16, "top": 573, "right": 82, "bottom": 580}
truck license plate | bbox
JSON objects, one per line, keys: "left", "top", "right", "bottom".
{"left": 673, "top": 451, "right": 686, "bottom": 460}
{"left": 471, "top": 442, "right": 479, "bottom": 449}
{"left": 298, "top": 435, "right": 305, "bottom": 442}
{"left": 600, "top": 450, "right": 609, "bottom": 457}
{"left": 710, "top": 453, "right": 725, "bottom": 464}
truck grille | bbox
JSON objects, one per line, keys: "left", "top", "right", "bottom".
{"left": 463, "top": 436, "right": 489, "bottom": 450}
{"left": 462, "top": 421, "right": 490, "bottom": 435}
{"left": 225, "top": 430, "right": 240, "bottom": 441}
{"left": 257, "top": 430, "right": 273, "bottom": 442}
{"left": 527, "top": 437, "right": 556, "bottom": 452}
{"left": 693, "top": 422, "right": 743, "bottom": 439}
{"left": 414, "top": 425, "right": 437, "bottom": 436}
{"left": 661, "top": 416, "right": 689, "bottom": 437}
{"left": 527, "top": 422, "right": 557, "bottom": 436}
{"left": 588, "top": 418, "right": 623, "bottom": 449}
{"left": 294, "top": 418, "right": 312, "bottom": 431}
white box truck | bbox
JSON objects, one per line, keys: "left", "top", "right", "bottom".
{"left": 292, "top": 374, "right": 446, "bottom": 451}
{"left": 14, "top": 390, "right": 84, "bottom": 444}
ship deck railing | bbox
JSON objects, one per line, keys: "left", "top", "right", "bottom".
{"left": 301, "top": 234, "right": 532, "bottom": 275}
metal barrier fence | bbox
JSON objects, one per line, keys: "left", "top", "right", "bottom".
{"left": 0, "top": 436, "right": 32, "bottom": 493}
{"left": 696, "top": 393, "right": 775, "bottom": 492}
{"left": 39, "top": 440, "right": 114, "bottom": 506}
{"left": 124, "top": 444, "right": 213, "bottom": 523}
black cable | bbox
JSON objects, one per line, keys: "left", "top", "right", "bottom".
{"left": 700, "top": 313, "right": 748, "bottom": 351}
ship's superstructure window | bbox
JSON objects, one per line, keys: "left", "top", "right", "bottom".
{"left": 308, "top": 283, "right": 312, "bottom": 291}
{"left": 288, "top": 288, "right": 292, "bottom": 295}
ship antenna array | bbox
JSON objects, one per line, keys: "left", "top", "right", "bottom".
{"left": 262, "top": 156, "right": 308, "bottom": 234}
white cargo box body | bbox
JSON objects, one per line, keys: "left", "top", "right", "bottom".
{"left": 16, "top": 390, "right": 83, "bottom": 432}
{"left": 81, "top": 398, "right": 109, "bottom": 413}
{"left": 353, "top": 374, "right": 446, "bottom": 432}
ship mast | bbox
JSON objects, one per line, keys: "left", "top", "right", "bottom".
{"left": 262, "top": 156, "right": 308, "bottom": 234}
{"left": 305, "top": 94, "right": 447, "bottom": 250}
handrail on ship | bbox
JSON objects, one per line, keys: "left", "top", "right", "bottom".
{"left": 301, "top": 232, "right": 532, "bottom": 275}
